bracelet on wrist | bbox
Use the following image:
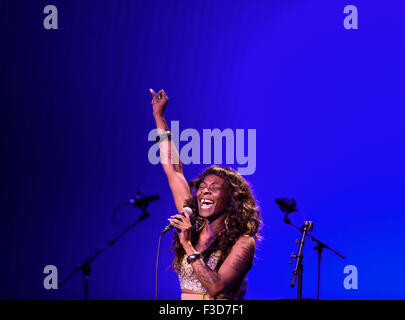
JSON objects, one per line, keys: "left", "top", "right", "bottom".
{"left": 186, "top": 252, "right": 201, "bottom": 264}
{"left": 155, "top": 131, "right": 172, "bottom": 143}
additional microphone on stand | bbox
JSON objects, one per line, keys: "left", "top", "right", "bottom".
{"left": 112, "top": 191, "right": 160, "bottom": 227}
{"left": 275, "top": 197, "right": 345, "bottom": 300}
{"left": 128, "top": 192, "right": 160, "bottom": 208}
{"left": 162, "top": 207, "right": 193, "bottom": 234}
{"left": 275, "top": 197, "right": 299, "bottom": 224}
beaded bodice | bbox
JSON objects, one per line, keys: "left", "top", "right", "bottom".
{"left": 177, "top": 251, "right": 222, "bottom": 294}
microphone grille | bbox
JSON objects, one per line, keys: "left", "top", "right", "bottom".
{"left": 182, "top": 207, "right": 193, "bottom": 216}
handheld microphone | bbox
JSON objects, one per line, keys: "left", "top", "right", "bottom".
{"left": 162, "top": 207, "right": 193, "bottom": 234}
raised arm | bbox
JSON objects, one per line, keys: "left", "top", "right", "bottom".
{"left": 150, "top": 89, "right": 191, "bottom": 212}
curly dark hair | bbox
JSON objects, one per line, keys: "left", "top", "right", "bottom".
{"left": 171, "top": 165, "right": 263, "bottom": 273}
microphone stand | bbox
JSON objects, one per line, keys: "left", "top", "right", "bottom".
{"left": 284, "top": 214, "right": 346, "bottom": 300}
{"left": 308, "top": 231, "right": 345, "bottom": 299}
{"left": 289, "top": 220, "right": 313, "bottom": 300}
{"left": 59, "top": 207, "right": 150, "bottom": 300}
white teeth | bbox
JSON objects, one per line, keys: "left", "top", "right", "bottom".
{"left": 200, "top": 199, "right": 214, "bottom": 204}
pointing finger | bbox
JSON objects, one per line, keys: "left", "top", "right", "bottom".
{"left": 149, "top": 88, "right": 157, "bottom": 97}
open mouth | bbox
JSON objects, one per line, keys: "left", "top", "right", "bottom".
{"left": 200, "top": 198, "right": 215, "bottom": 209}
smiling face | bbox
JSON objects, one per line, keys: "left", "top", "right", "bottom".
{"left": 196, "top": 174, "right": 230, "bottom": 219}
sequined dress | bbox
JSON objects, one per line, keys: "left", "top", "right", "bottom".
{"left": 177, "top": 250, "right": 247, "bottom": 299}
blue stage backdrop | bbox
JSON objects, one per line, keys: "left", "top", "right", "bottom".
{"left": 1, "top": 0, "right": 404, "bottom": 299}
